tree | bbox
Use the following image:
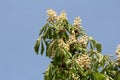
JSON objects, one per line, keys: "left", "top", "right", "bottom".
{"left": 34, "top": 9, "right": 120, "bottom": 80}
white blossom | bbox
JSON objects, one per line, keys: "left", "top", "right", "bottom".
{"left": 116, "top": 44, "right": 120, "bottom": 58}
{"left": 79, "top": 35, "right": 88, "bottom": 47}
{"left": 76, "top": 54, "right": 91, "bottom": 69}
{"left": 73, "top": 16, "right": 82, "bottom": 27}
{"left": 58, "top": 39, "right": 69, "bottom": 51}
{"left": 57, "top": 10, "right": 67, "bottom": 23}
{"left": 46, "top": 9, "right": 57, "bottom": 22}
{"left": 66, "top": 34, "right": 77, "bottom": 45}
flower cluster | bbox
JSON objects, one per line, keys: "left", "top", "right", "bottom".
{"left": 66, "top": 34, "right": 78, "bottom": 45}
{"left": 73, "top": 16, "right": 82, "bottom": 28}
{"left": 58, "top": 39, "right": 69, "bottom": 51}
{"left": 47, "top": 9, "right": 67, "bottom": 24}
{"left": 79, "top": 35, "right": 88, "bottom": 47}
{"left": 47, "top": 9, "right": 57, "bottom": 22}
{"left": 72, "top": 73, "right": 79, "bottom": 80}
{"left": 116, "top": 44, "right": 120, "bottom": 57}
{"left": 76, "top": 54, "right": 91, "bottom": 70}
{"left": 57, "top": 10, "right": 67, "bottom": 23}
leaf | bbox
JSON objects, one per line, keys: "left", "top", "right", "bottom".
{"left": 63, "top": 48, "right": 72, "bottom": 58}
{"left": 72, "top": 53, "right": 80, "bottom": 59}
{"left": 96, "top": 53, "right": 103, "bottom": 62}
{"left": 77, "top": 47, "right": 87, "bottom": 53}
{"left": 52, "top": 75, "right": 56, "bottom": 80}
{"left": 40, "top": 39, "right": 44, "bottom": 55}
{"left": 49, "top": 28, "right": 53, "bottom": 39}
{"left": 91, "top": 39, "right": 97, "bottom": 48}
{"left": 90, "top": 38, "right": 102, "bottom": 52}
{"left": 74, "top": 60, "right": 85, "bottom": 77}
{"left": 66, "top": 59, "right": 72, "bottom": 65}
{"left": 43, "top": 23, "right": 49, "bottom": 33}
{"left": 43, "top": 27, "right": 50, "bottom": 39}
{"left": 54, "top": 48, "right": 62, "bottom": 61}
{"left": 46, "top": 40, "right": 57, "bottom": 57}
{"left": 90, "top": 42, "right": 93, "bottom": 50}
{"left": 96, "top": 43, "right": 102, "bottom": 52}
{"left": 34, "top": 38, "right": 40, "bottom": 55}
{"left": 92, "top": 72, "right": 106, "bottom": 80}
{"left": 39, "top": 23, "right": 49, "bottom": 35}
{"left": 114, "top": 71, "right": 120, "bottom": 80}
{"left": 47, "top": 64, "right": 54, "bottom": 80}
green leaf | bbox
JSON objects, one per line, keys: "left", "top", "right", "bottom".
{"left": 77, "top": 47, "right": 87, "bottom": 53}
{"left": 72, "top": 53, "right": 80, "bottom": 59}
{"left": 54, "top": 48, "right": 62, "bottom": 62}
{"left": 90, "top": 38, "right": 102, "bottom": 52}
{"left": 34, "top": 38, "right": 40, "bottom": 55}
{"left": 114, "top": 71, "right": 120, "bottom": 80}
{"left": 39, "top": 23, "right": 49, "bottom": 35}
{"left": 96, "top": 43, "right": 102, "bottom": 52}
{"left": 96, "top": 52, "right": 103, "bottom": 62}
{"left": 74, "top": 60, "right": 85, "bottom": 77}
{"left": 90, "top": 42, "right": 93, "bottom": 50}
{"left": 43, "top": 27, "right": 50, "bottom": 39}
{"left": 66, "top": 59, "right": 72, "bottom": 65}
{"left": 49, "top": 28, "right": 53, "bottom": 39}
{"left": 91, "top": 39, "right": 96, "bottom": 48}
{"left": 46, "top": 40, "right": 57, "bottom": 57}
{"left": 92, "top": 72, "right": 106, "bottom": 80}
{"left": 52, "top": 75, "right": 56, "bottom": 80}
{"left": 63, "top": 48, "right": 72, "bottom": 58}
{"left": 40, "top": 39, "right": 44, "bottom": 55}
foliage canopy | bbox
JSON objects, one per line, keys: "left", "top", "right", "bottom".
{"left": 34, "top": 9, "right": 120, "bottom": 80}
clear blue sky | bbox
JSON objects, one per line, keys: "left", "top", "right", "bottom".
{"left": 0, "top": 0, "right": 120, "bottom": 80}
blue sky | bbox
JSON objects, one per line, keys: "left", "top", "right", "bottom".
{"left": 0, "top": 0, "right": 120, "bottom": 80}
